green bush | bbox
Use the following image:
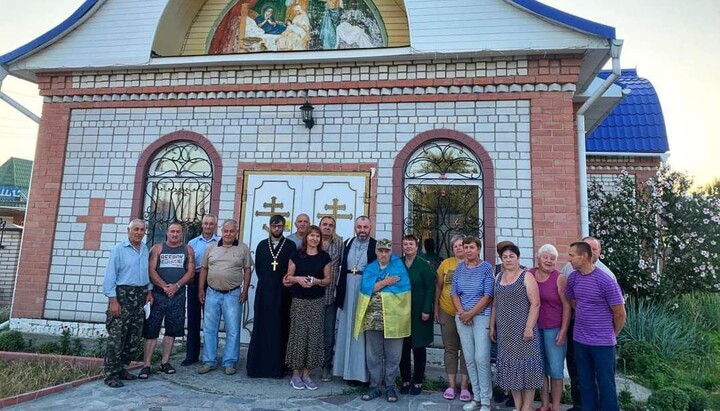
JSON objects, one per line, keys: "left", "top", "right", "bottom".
{"left": 681, "top": 385, "right": 710, "bottom": 411}
{"left": 648, "top": 387, "right": 690, "bottom": 411}
{"left": 0, "top": 330, "right": 26, "bottom": 352}
{"left": 619, "top": 340, "right": 662, "bottom": 375}
{"left": 620, "top": 297, "right": 701, "bottom": 361}
{"left": 618, "top": 389, "right": 645, "bottom": 411}
{"left": 37, "top": 341, "right": 61, "bottom": 354}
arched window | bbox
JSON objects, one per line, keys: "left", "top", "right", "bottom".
{"left": 142, "top": 141, "right": 213, "bottom": 246}
{"left": 403, "top": 140, "right": 485, "bottom": 258}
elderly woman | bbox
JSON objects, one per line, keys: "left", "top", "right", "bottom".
{"left": 490, "top": 243, "right": 543, "bottom": 411}
{"left": 399, "top": 234, "right": 435, "bottom": 395}
{"left": 451, "top": 236, "right": 495, "bottom": 411}
{"left": 354, "top": 239, "right": 411, "bottom": 403}
{"left": 530, "top": 244, "right": 570, "bottom": 411}
{"left": 434, "top": 234, "right": 470, "bottom": 401}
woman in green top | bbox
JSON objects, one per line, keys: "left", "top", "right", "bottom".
{"left": 399, "top": 234, "right": 436, "bottom": 395}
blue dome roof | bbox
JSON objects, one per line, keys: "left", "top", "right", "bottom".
{"left": 588, "top": 69, "right": 669, "bottom": 154}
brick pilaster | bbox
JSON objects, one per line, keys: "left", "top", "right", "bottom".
{"left": 11, "top": 103, "right": 70, "bottom": 319}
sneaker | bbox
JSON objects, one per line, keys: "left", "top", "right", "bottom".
{"left": 463, "top": 401, "right": 482, "bottom": 411}
{"left": 480, "top": 406, "right": 491, "bottom": 411}
{"left": 224, "top": 366, "right": 236, "bottom": 375}
{"left": 291, "top": 376, "right": 305, "bottom": 390}
{"left": 302, "top": 376, "right": 318, "bottom": 390}
{"left": 321, "top": 369, "right": 332, "bottom": 382}
{"left": 196, "top": 364, "right": 216, "bottom": 374}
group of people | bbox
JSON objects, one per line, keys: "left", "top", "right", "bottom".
{"left": 102, "top": 214, "right": 627, "bottom": 411}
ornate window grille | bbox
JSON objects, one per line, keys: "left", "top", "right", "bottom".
{"left": 143, "top": 142, "right": 213, "bottom": 246}
{"left": 403, "top": 140, "right": 485, "bottom": 258}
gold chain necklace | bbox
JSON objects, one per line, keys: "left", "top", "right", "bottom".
{"left": 268, "top": 237, "right": 286, "bottom": 272}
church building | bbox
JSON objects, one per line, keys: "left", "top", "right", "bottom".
{"left": 0, "top": 0, "right": 667, "bottom": 336}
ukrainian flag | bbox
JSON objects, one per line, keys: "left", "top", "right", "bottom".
{"left": 353, "top": 254, "right": 411, "bottom": 339}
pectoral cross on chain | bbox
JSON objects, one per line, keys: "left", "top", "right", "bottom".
{"left": 271, "top": 259, "right": 278, "bottom": 271}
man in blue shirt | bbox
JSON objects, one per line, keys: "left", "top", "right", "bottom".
{"left": 102, "top": 218, "right": 153, "bottom": 388}
{"left": 182, "top": 214, "right": 220, "bottom": 366}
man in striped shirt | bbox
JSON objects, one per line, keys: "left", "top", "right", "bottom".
{"left": 565, "top": 242, "right": 626, "bottom": 411}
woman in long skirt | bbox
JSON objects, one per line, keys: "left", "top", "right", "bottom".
{"left": 283, "top": 225, "right": 331, "bottom": 390}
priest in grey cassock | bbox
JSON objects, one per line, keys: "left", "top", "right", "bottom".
{"left": 246, "top": 214, "right": 297, "bottom": 378}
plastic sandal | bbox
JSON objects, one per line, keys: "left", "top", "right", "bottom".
{"left": 386, "top": 387, "right": 398, "bottom": 403}
{"left": 460, "top": 389, "right": 472, "bottom": 402}
{"left": 361, "top": 387, "right": 382, "bottom": 401}
{"left": 138, "top": 366, "right": 151, "bottom": 379}
{"left": 104, "top": 377, "right": 124, "bottom": 388}
{"left": 443, "top": 387, "right": 456, "bottom": 400}
{"left": 118, "top": 369, "right": 137, "bottom": 380}
{"left": 160, "top": 362, "right": 176, "bottom": 374}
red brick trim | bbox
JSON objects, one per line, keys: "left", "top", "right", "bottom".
{"left": 130, "top": 131, "right": 223, "bottom": 220}
{"left": 234, "top": 163, "right": 378, "bottom": 236}
{"left": 12, "top": 104, "right": 70, "bottom": 319}
{"left": 76, "top": 198, "right": 115, "bottom": 250}
{"left": 392, "top": 129, "right": 497, "bottom": 262}
{"left": 530, "top": 92, "right": 580, "bottom": 264}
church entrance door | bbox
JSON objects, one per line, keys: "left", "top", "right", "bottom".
{"left": 239, "top": 171, "right": 370, "bottom": 341}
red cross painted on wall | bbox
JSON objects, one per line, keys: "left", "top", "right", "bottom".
{"left": 77, "top": 198, "right": 115, "bottom": 250}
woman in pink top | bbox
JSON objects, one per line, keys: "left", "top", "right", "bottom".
{"left": 530, "top": 244, "right": 570, "bottom": 411}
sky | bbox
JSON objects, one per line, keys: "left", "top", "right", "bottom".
{"left": 0, "top": 0, "right": 718, "bottom": 186}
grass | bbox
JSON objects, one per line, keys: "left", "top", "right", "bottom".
{"left": 0, "top": 359, "right": 99, "bottom": 399}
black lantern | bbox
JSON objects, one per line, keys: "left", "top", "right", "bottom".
{"left": 299, "top": 99, "right": 314, "bottom": 129}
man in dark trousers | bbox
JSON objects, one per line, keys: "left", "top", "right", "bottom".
{"left": 246, "top": 214, "right": 297, "bottom": 378}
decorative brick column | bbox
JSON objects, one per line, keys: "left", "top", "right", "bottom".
{"left": 530, "top": 91, "right": 581, "bottom": 263}
{"left": 12, "top": 102, "right": 70, "bottom": 319}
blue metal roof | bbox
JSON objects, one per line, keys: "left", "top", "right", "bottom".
{"left": 508, "top": 0, "right": 616, "bottom": 39}
{"left": 0, "top": 0, "right": 100, "bottom": 65}
{"left": 587, "top": 69, "right": 669, "bottom": 153}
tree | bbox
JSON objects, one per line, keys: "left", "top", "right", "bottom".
{"left": 589, "top": 167, "right": 720, "bottom": 299}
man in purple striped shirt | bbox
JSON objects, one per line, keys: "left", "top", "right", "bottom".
{"left": 565, "top": 242, "right": 626, "bottom": 411}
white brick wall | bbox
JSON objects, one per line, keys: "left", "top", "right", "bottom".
{"left": 0, "top": 229, "right": 22, "bottom": 309}
{"left": 46, "top": 99, "right": 532, "bottom": 322}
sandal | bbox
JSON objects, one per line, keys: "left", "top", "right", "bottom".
{"left": 410, "top": 384, "right": 422, "bottom": 395}
{"left": 399, "top": 381, "right": 411, "bottom": 395}
{"left": 386, "top": 386, "right": 398, "bottom": 403}
{"left": 361, "top": 387, "right": 382, "bottom": 401}
{"left": 118, "top": 369, "right": 137, "bottom": 381}
{"left": 138, "top": 366, "right": 151, "bottom": 379}
{"left": 460, "top": 389, "right": 472, "bottom": 402}
{"left": 104, "top": 376, "right": 124, "bottom": 388}
{"left": 160, "top": 362, "right": 176, "bottom": 374}
{"left": 443, "top": 387, "right": 456, "bottom": 400}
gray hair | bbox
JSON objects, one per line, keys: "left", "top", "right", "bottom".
{"left": 222, "top": 219, "right": 238, "bottom": 230}
{"left": 450, "top": 234, "right": 465, "bottom": 246}
{"left": 536, "top": 243, "right": 559, "bottom": 259}
{"left": 128, "top": 218, "right": 146, "bottom": 229}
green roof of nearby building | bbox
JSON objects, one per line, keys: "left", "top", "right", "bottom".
{"left": 0, "top": 157, "right": 32, "bottom": 208}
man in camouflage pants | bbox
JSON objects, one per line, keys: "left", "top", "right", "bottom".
{"left": 102, "top": 218, "right": 154, "bottom": 387}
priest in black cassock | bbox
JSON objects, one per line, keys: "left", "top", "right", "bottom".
{"left": 246, "top": 214, "right": 297, "bottom": 378}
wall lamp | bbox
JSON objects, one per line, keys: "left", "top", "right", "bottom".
{"left": 299, "top": 99, "right": 315, "bottom": 129}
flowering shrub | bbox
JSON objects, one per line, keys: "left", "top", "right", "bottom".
{"left": 589, "top": 167, "right": 720, "bottom": 299}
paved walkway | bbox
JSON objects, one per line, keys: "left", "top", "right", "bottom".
{"left": 8, "top": 350, "right": 529, "bottom": 411}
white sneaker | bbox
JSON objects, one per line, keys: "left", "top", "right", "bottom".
{"left": 463, "top": 401, "right": 482, "bottom": 411}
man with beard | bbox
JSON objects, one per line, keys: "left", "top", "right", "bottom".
{"left": 246, "top": 214, "right": 297, "bottom": 378}
{"left": 333, "top": 216, "right": 376, "bottom": 385}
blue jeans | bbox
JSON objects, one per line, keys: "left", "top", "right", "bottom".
{"left": 538, "top": 327, "right": 567, "bottom": 379}
{"left": 574, "top": 342, "right": 619, "bottom": 411}
{"left": 456, "top": 314, "right": 492, "bottom": 404}
{"left": 202, "top": 287, "right": 242, "bottom": 368}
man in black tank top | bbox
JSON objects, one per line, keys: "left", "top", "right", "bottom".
{"left": 138, "top": 222, "right": 196, "bottom": 379}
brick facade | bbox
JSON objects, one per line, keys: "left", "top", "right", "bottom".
{"left": 12, "top": 56, "right": 586, "bottom": 330}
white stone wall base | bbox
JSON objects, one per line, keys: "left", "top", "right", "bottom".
{"left": 10, "top": 317, "right": 107, "bottom": 339}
